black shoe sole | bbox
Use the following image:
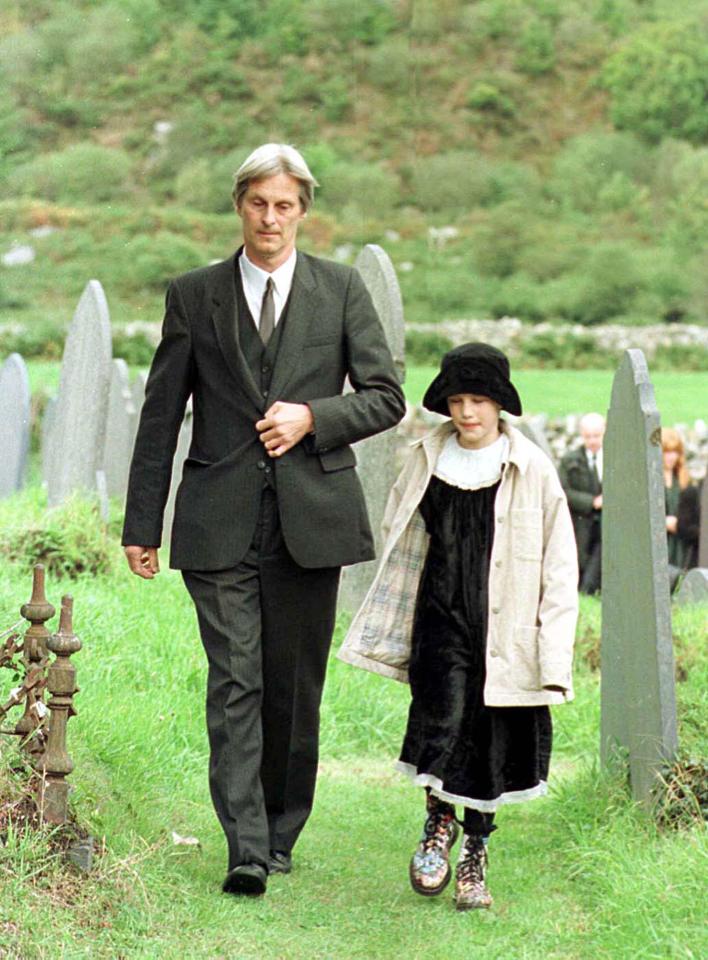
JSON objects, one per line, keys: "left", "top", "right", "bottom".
{"left": 222, "top": 868, "right": 267, "bottom": 896}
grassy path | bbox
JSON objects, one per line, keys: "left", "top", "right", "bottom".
{"left": 0, "top": 566, "right": 705, "bottom": 959}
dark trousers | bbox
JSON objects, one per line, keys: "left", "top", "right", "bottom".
{"left": 580, "top": 526, "right": 602, "bottom": 595}
{"left": 183, "top": 488, "right": 341, "bottom": 871}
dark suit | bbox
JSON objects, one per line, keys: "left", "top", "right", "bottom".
{"left": 123, "top": 249, "right": 405, "bottom": 871}
{"left": 559, "top": 446, "right": 602, "bottom": 594}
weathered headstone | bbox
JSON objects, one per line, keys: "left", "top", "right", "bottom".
{"left": 600, "top": 349, "right": 678, "bottom": 806}
{"left": 0, "top": 353, "right": 31, "bottom": 498}
{"left": 675, "top": 567, "right": 708, "bottom": 606}
{"left": 339, "top": 244, "right": 406, "bottom": 612}
{"left": 162, "top": 401, "right": 193, "bottom": 548}
{"left": 699, "top": 479, "right": 708, "bottom": 568}
{"left": 45, "top": 281, "right": 113, "bottom": 507}
{"left": 131, "top": 371, "right": 148, "bottom": 414}
{"left": 102, "top": 359, "right": 137, "bottom": 500}
{"left": 40, "top": 396, "right": 58, "bottom": 485}
{"left": 514, "top": 414, "right": 554, "bottom": 463}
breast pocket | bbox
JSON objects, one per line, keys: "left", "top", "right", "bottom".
{"left": 511, "top": 508, "right": 543, "bottom": 561}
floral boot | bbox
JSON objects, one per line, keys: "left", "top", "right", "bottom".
{"left": 454, "top": 833, "right": 493, "bottom": 910}
{"left": 409, "top": 794, "right": 459, "bottom": 896}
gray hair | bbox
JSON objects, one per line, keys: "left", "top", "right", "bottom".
{"left": 232, "top": 143, "right": 318, "bottom": 211}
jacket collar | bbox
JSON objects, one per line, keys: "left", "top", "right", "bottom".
{"left": 208, "top": 248, "right": 319, "bottom": 410}
{"left": 416, "top": 418, "right": 532, "bottom": 475}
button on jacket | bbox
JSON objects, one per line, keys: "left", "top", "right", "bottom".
{"left": 338, "top": 421, "right": 579, "bottom": 707}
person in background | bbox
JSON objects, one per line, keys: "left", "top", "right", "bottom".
{"left": 558, "top": 413, "right": 605, "bottom": 594}
{"left": 661, "top": 428, "right": 694, "bottom": 579}
{"left": 339, "top": 343, "right": 578, "bottom": 911}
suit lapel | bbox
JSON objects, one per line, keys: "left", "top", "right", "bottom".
{"left": 268, "top": 252, "right": 318, "bottom": 401}
{"left": 209, "top": 252, "right": 263, "bottom": 410}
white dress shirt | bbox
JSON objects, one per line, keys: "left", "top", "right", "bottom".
{"left": 239, "top": 249, "right": 297, "bottom": 331}
{"left": 586, "top": 447, "right": 603, "bottom": 481}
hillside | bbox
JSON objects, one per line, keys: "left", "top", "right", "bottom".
{"left": 1, "top": 0, "right": 707, "bottom": 346}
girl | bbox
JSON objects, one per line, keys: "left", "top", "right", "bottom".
{"left": 661, "top": 427, "right": 692, "bottom": 571}
{"left": 339, "top": 343, "right": 578, "bottom": 911}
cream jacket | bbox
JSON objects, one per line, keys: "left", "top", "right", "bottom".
{"left": 338, "top": 421, "right": 579, "bottom": 706}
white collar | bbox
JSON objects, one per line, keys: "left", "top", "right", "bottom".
{"left": 433, "top": 432, "right": 510, "bottom": 491}
{"left": 240, "top": 248, "right": 297, "bottom": 299}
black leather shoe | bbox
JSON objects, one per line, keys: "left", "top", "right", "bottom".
{"left": 268, "top": 850, "right": 292, "bottom": 875}
{"left": 222, "top": 863, "right": 267, "bottom": 896}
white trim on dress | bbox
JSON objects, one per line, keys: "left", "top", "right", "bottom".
{"left": 395, "top": 760, "right": 548, "bottom": 812}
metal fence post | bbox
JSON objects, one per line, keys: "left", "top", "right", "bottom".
{"left": 38, "top": 595, "right": 81, "bottom": 825}
{"left": 16, "top": 564, "right": 55, "bottom": 755}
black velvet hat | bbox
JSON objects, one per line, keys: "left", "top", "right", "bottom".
{"left": 422, "top": 342, "right": 522, "bottom": 416}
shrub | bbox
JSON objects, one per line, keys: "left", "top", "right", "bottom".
{"left": 65, "top": 4, "right": 139, "bottom": 87}
{"left": 602, "top": 20, "right": 708, "bottom": 144}
{"left": 0, "top": 322, "right": 65, "bottom": 361}
{"left": 112, "top": 232, "right": 206, "bottom": 292}
{"left": 174, "top": 150, "right": 249, "bottom": 214}
{"left": 304, "top": 0, "right": 397, "bottom": 49}
{"left": 548, "top": 131, "right": 650, "bottom": 213}
{"left": 466, "top": 82, "right": 516, "bottom": 117}
{"left": 471, "top": 206, "right": 529, "bottom": 278}
{"left": 569, "top": 244, "right": 642, "bottom": 325}
{"left": 410, "top": 152, "right": 494, "bottom": 213}
{"left": 515, "top": 18, "right": 556, "bottom": 75}
{"left": 7, "top": 144, "right": 132, "bottom": 204}
{"left": 319, "top": 162, "right": 400, "bottom": 218}
{"left": 0, "top": 494, "right": 114, "bottom": 579}
{"left": 405, "top": 330, "right": 454, "bottom": 366}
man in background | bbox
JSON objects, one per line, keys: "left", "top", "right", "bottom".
{"left": 559, "top": 412, "right": 605, "bottom": 594}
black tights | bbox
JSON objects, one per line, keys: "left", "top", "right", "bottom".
{"left": 426, "top": 788, "right": 496, "bottom": 837}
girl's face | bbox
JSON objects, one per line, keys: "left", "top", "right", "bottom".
{"left": 447, "top": 393, "right": 501, "bottom": 450}
{"left": 663, "top": 448, "right": 679, "bottom": 473}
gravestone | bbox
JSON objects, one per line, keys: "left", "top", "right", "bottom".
{"left": 45, "top": 281, "right": 113, "bottom": 507}
{"left": 339, "top": 244, "right": 406, "bottom": 613}
{"left": 675, "top": 568, "right": 708, "bottom": 606}
{"left": 131, "top": 371, "right": 148, "bottom": 414}
{"left": 699, "top": 480, "right": 708, "bottom": 568}
{"left": 162, "top": 401, "right": 193, "bottom": 547}
{"left": 514, "top": 414, "right": 554, "bottom": 463}
{"left": 600, "top": 349, "right": 678, "bottom": 806}
{"left": 0, "top": 353, "right": 31, "bottom": 498}
{"left": 102, "top": 359, "right": 136, "bottom": 500}
{"left": 41, "top": 396, "right": 58, "bottom": 485}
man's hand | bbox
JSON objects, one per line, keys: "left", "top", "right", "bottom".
{"left": 592, "top": 494, "right": 603, "bottom": 510}
{"left": 124, "top": 545, "right": 160, "bottom": 579}
{"left": 666, "top": 515, "right": 678, "bottom": 535}
{"left": 256, "top": 401, "right": 314, "bottom": 458}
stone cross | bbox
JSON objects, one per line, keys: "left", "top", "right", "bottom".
{"left": 600, "top": 349, "right": 678, "bottom": 806}
{"left": 102, "top": 359, "right": 137, "bottom": 500}
{"left": 45, "top": 281, "right": 113, "bottom": 507}
{"left": 0, "top": 353, "right": 31, "bottom": 498}
{"left": 339, "top": 244, "right": 406, "bottom": 613}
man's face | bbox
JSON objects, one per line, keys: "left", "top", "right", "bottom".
{"left": 580, "top": 422, "right": 604, "bottom": 454}
{"left": 237, "top": 173, "right": 305, "bottom": 270}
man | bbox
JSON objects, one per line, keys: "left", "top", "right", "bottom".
{"left": 122, "top": 144, "right": 405, "bottom": 897}
{"left": 559, "top": 412, "right": 605, "bottom": 594}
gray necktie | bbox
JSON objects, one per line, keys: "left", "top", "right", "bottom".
{"left": 259, "top": 277, "right": 275, "bottom": 346}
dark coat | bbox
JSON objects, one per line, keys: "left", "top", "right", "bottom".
{"left": 677, "top": 482, "right": 701, "bottom": 571}
{"left": 121, "top": 250, "right": 406, "bottom": 571}
{"left": 558, "top": 445, "right": 601, "bottom": 574}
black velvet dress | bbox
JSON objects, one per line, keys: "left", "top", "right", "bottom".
{"left": 398, "top": 475, "right": 552, "bottom": 811}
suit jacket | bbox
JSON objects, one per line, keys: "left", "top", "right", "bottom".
{"left": 121, "top": 250, "right": 406, "bottom": 571}
{"left": 558, "top": 445, "right": 601, "bottom": 572}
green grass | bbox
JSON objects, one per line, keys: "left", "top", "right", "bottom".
{"left": 0, "top": 528, "right": 705, "bottom": 958}
{"left": 405, "top": 367, "right": 708, "bottom": 424}
{"left": 20, "top": 361, "right": 708, "bottom": 426}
